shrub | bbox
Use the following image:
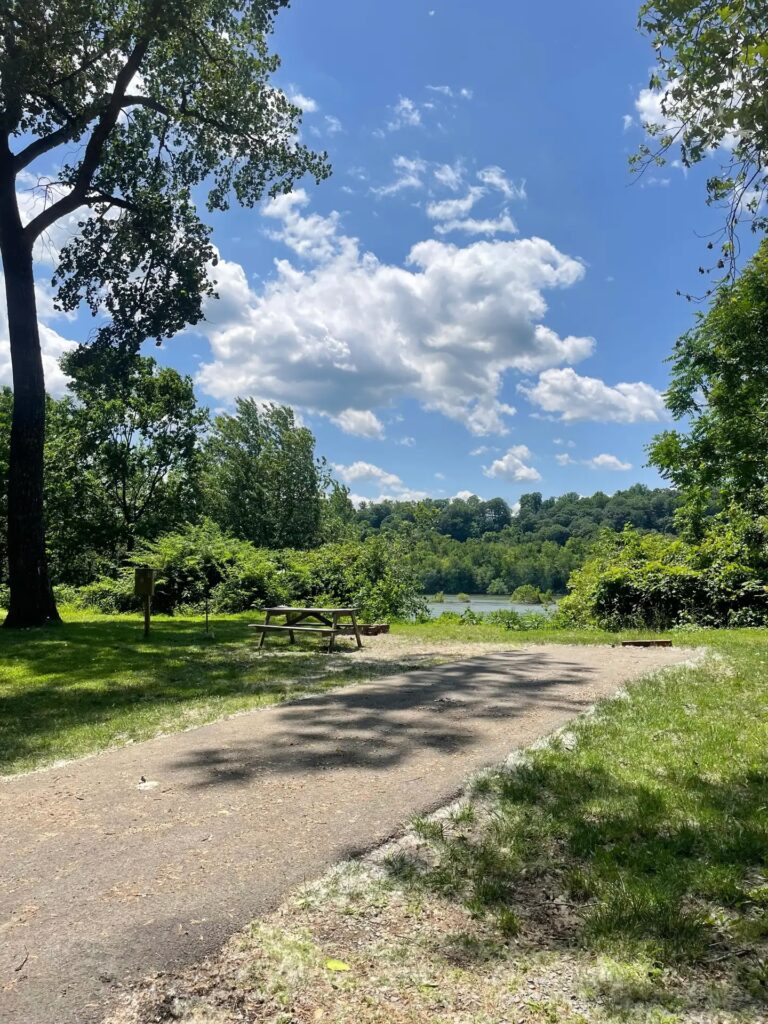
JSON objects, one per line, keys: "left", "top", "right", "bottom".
{"left": 76, "top": 523, "right": 427, "bottom": 621}
{"left": 562, "top": 519, "right": 768, "bottom": 629}
{"left": 280, "top": 537, "right": 428, "bottom": 621}
{"left": 485, "top": 608, "right": 555, "bottom": 630}
{"left": 486, "top": 578, "right": 507, "bottom": 595}
{"left": 510, "top": 583, "right": 543, "bottom": 604}
{"left": 78, "top": 571, "right": 139, "bottom": 613}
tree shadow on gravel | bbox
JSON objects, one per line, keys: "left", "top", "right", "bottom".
{"left": 169, "top": 652, "right": 596, "bottom": 786}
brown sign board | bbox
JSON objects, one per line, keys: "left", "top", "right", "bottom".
{"left": 134, "top": 567, "right": 156, "bottom": 597}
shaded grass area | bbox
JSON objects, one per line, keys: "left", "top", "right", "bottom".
{"left": 0, "top": 608, "right": 454, "bottom": 776}
{"left": 392, "top": 630, "right": 768, "bottom": 986}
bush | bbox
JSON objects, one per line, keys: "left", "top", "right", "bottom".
{"left": 280, "top": 537, "right": 428, "bottom": 621}
{"left": 562, "top": 519, "right": 768, "bottom": 629}
{"left": 484, "top": 608, "right": 555, "bottom": 630}
{"left": 486, "top": 578, "right": 507, "bottom": 595}
{"left": 76, "top": 523, "right": 427, "bottom": 621}
{"left": 78, "top": 571, "right": 139, "bottom": 613}
{"left": 510, "top": 583, "right": 543, "bottom": 604}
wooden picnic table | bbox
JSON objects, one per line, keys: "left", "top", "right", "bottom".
{"left": 250, "top": 605, "right": 363, "bottom": 653}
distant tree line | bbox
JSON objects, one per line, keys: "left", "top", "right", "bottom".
{"left": 352, "top": 487, "right": 681, "bottom": 595}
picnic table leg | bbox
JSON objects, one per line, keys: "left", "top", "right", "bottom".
{"left": 287, "top": 612, "right": 296, "bottom": 644}
{"left": 259, "top": 611, "right": 271, "bottom": 649}
{"left": 328, "top": 613, "right": 337, "bottom": 653}
{"left": 350, "top": 611, "right": 363, "bottom": 649}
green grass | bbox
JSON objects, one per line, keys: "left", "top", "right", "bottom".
{"left": 389, "top": 629, "right": 768, "bottom": 982}
{"left": 0, "top": 605, "right": 692, "bottom": 776}
{"left": 0, "top": 607, "right": 450, "bottom": 776}
{"left": 10, "top": 608, "right": 764, "bottom": 1018}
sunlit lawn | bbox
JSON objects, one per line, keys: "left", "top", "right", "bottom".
{"left": 0, "top": 607, "right": 415, "bottom": 775}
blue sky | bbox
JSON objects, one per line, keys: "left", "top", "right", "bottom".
{"left": 5, "top": 0, "right": 753, "bottom": 506}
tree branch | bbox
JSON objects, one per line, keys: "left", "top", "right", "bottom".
{"left": 23, "top": 34, "right": 154, "bottom": 242}
{"left": 84, "top": 191, "right": 137, "bottom": 211}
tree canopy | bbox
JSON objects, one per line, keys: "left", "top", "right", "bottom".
{"left": 634, "top": 0, "right": 768, "bottom": 271}
{"left": 203, "top": 400, "right": 329, "bottom": 550}
{"left": 3, "top": 0, "right": 330, "bottom": 351}
{"left": 649, "top": 238, "right": 768, "bottom": 530}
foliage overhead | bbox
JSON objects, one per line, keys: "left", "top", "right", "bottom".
{"left": 634, "top": 0, "right": 768, "bottom": 273}
{"left": 649, "top": 239, "right": 768, "bottom": 530}
{"left": 0, "top": 0, "right": 330, "bottom": 349}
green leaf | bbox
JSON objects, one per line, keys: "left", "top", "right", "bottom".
{"left": 324, "top": 959, "right": 351, "bottom": 972}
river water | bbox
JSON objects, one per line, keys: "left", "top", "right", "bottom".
{"left": 425, "top": 594, "right": 553, "bottom": 618}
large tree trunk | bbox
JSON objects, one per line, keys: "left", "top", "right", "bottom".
{"left": 0, "top": 163, "right": 60, "bottom": 627}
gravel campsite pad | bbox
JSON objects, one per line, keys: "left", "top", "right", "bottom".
{"left": 1, "top": 644, "right": 695, "bottom": 1024}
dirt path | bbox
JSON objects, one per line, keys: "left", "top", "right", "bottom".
{"left": 0, "top": 645, "right": 693, "bottom": 1024}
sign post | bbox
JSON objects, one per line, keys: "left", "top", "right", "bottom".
{"left": 134, "top": 567, "right": 157, "bottom": 638}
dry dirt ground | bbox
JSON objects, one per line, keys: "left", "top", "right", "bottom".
{"left": 0, "top": 643, "right": 693, "bottom": 1024}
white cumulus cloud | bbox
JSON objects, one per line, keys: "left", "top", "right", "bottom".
{"left": 521, "top": 367, "right": 665, "bottom": 423}
{"left": 586, "top": 453, "right": 633, "bottom": 471}
{"left": 426, "top": 187, "right": 485, "bottom": 221}
{"left": 484, "top": 445, "right": 541, "bottom": 482}
{"left": 286, "top": 87, "right": 318, "bottom": 113}
{"left": 332, "top": 460, "right": 428, "bottom": 502}
{"left": 197, "top": 196, "right": 596, "bottom": 436}
{"left": 330, "top": 408, "right": 385, "bottom": 439}
{"left": 262, "top": 189, "right": 343, "bottom": 262}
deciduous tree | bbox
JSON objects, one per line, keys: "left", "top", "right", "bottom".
{"left": 649, "top": 239, "right": 768, "bottom": 532}
{"left": 204, "top": 400, "right": 327, "bottom": 549}
{"left": 0, "top": 0, "right": 329, "bottom": 625}
{"left": 62, "top": 346, "right": 208, "bottom": 556}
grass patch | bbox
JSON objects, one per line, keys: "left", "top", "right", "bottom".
{"left": 394, "top": 631, "right": 768, "bottom": 971}
{"left": 1, "top": 604, "right": 697, "bottom": 776}
{"left": 0, "top": 601, "right": 758, "bottom": 778}
{"left": 105, "top": 629, "right": 767, "bottom": 1024}
{"left": 0, "top": 606, "right": 478, "bottom": 775}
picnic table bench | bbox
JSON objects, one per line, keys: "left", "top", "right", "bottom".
{"left": 250, "top": 606, "right": 363, "bottom": 653}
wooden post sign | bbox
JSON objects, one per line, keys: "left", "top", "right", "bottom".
{"left": 134, "top": 567, "right": 156, "bottom": 638}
